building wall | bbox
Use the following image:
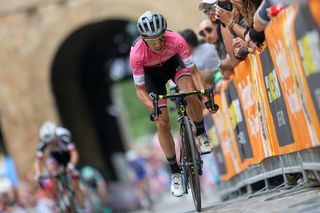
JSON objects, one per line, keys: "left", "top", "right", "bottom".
{"left": 0, "top": 0, "right": 206, "bottom": 176}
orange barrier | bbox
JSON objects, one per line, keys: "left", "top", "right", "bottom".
{"left": 206, "top": 1, "right": 320, "bottom": 181}
{"left": 211, "top": 92, "right": 240, "bottom": 181}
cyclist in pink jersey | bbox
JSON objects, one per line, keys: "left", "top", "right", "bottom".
{"left": 129, "top": 11, "right": 217, "bottom": 197}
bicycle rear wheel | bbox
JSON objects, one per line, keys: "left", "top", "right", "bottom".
{"left": 182, "top": 116, "right": 201, "bottom": 212}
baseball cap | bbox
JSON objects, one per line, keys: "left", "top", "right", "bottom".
{"left": 198, "top": 0, "right": 218, "bottom": 10}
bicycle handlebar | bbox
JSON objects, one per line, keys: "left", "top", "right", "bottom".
{"left": 150, "top": 87, "right": 219, "bottom": 120}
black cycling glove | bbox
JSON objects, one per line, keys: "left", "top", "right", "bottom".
{"left": 150, "top": 107, "right": 161, "bottom": 121}
{"left": 204, "top": 100, "right": 219, "bottom": 113}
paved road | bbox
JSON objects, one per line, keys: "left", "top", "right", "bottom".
{"left": 133, "top": 185, "right": 320, "bottom": 213}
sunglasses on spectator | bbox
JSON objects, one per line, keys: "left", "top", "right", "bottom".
{"left": 202, "top": 3, "right": 217, "bottom": 15}
{"left": 198, "top": 26, "right": 213, "bottom": 37}
{"left": 144, "top": 35, "right": 165, "bottom": 46}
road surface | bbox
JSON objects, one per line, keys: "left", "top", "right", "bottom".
{"left": 133, "top": 185, "right": 320, "bottom": 213}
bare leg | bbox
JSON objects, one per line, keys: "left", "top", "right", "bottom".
{"left": 155, "top": 107, "right": 176, "bottom": 157}
{"left": 177, "top": 76, "right": 203, "bottom": 122}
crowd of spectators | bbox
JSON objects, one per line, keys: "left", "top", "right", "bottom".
{"left": 195, "top": 0, "right": 288, "bottom": 91}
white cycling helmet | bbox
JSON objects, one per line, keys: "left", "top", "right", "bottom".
{"left": 39, "top": 121, "right": 57, "bottom": 141}
{"left": 137, "top": 11, "right": 167, "bottom": 37}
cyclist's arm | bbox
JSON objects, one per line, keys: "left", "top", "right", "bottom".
{"left": 188, "top": 65, "right": 208, "bottom": 91}
{"left": 34, "top": 157, "right": 45, "bottom": 177}
{"left": 130, "top": 50, "right": 153, "bottom": 111}
{"left": 66, "top": 143, "right": 79, "bottom": 170}
{"left": 175, "top": 33, "right": 209, "bottom": 91}
{"left": 35, "top": 141, "right": 46, "bottom": 177}
{"left": 69, "top": 148, "right": 79, "bottom": 168}
{"left": 135, "top": 84, "right": 153, "bottom": 111}
{"left": 57, "top": 127, "right": 79, "bottom": 168}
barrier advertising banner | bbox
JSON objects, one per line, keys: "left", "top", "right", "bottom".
{"left": 211, "top": 92, "right": 239, "bottom": 181}
{"left": 233, "top": 55, "right": 274, "bottom": 163}
{"left": 293, "top": 3, "right": 320, "bottom": 145}
{"left": 204, "top": 1, "right": 320, "bottom": 181}
{"left": 265, "top": 5, "right": 315, "bottom": 151}
{"left": 259, "top": 48, "right": 295, "bottom": 154}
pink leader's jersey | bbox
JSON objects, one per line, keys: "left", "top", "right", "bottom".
{"left": 130, "top": 31, "right": 195, "bottom": 85}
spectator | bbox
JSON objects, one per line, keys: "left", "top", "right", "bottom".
{"left": 125, "top": 149, "right": 151, "bottom": 209}
{"left": 245, "top": 0, "right": 286, "bottom": 51}
{"left": 199, "top": 1, "right": 240, "bottom": 77}
{"left": 81, "top": 165, "right": 111, "bottom": 213}
{"left": 198, "top": 19, "right": 235, "bottom": 79}
{"left": 178, "top": 28, "right": 223, "bottom": 90}
{"left": 198, "top": 19, "right": 226, "bottom": 60}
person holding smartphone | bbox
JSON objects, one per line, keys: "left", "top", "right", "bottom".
{"left": 215, "top": 0, "right": 265, "bottom": 52}
{"left": 199, "top": 0, "right": 241, "bottom": 75}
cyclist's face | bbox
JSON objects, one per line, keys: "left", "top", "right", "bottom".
{"left": 144, "top": 34, "right": 165, "bottom": 53}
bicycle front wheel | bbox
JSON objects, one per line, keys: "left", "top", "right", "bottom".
{"left": 182, "top": 116, "right": 201, "bottom": 212}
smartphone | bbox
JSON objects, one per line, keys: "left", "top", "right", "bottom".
{"left": 218, "top": 1, "right": 233, "bottom": 11}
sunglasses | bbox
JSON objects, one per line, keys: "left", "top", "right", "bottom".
{"left": 202, "top": 3, "right": 217, "bottom": 15}
{"left": 198, "top": 26, "right": 213, "bottom": 37}
{"left": 144, "top": 35, "right": 165, "bottom": 46}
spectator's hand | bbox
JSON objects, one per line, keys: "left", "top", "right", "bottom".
{"left": 220, "top": 69, "right": 234, "bottom": 80}
{"left": 215, "top": 5, "right": 234, "bottom": 27}
{"left": 245, "top": 32, "right": 262, "bottom": 53}
{"left": 232, "top": 37, "right": 247, "bottom": 49}
{"left": 232, "top": 37, "right": 249, "bottom": 58}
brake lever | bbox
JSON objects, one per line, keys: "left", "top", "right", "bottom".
{"left": 149, "top": 93, "right": 160, "bottom": 121}
{"left": 207, "top": 87, "right": 219, "bottom": 113}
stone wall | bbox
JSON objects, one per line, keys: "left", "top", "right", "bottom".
{"left": 0, "top": 0, "right": 206, "bottom": 176}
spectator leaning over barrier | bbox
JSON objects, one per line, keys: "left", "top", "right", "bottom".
{"left": 214, "top": 0, "right": 263, "bottom": 55}
{"left": 179, "top": 28, "right": 223, "bottom": 90}
{"left": 199, "top": 0, "right": 240, "bottom": 77}
{"left": 245, "top": 0, "right": 287, "bottom": 51}
{"left": 198, "top": 0, "right": 227, "bottom": 60}
{"left": 198, "top": 19, "right": 234, "bottom": 80}
{"left": 198, "top": 19, "right": 226, "bottom": 61}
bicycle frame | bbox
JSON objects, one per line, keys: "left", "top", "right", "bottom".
{"left": 150, "top": 86, "right": 218, "bottom": 212}
{"left": 43, "top": 170, "right": 77, "bottom": 213}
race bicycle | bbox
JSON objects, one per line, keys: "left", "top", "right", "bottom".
{"left": 150, "top": 87, "right": 219, "bottom": 212}
{"left": 40, "top": 169, "right": 78, "bottom": 213}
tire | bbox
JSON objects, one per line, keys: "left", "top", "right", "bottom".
{"left": 182, "top": 116, "right": 201, "bottom": 212}
{"left": 56, "top": 174, "right": 78, "bottom": 213}
{"left": 179, "top": 123, "right": 189, "bottom": 192}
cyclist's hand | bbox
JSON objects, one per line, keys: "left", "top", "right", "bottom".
{"left": 150, "top": 108, "right": 161, "bottom": 121}
{"left": 36, "top": 174, "right": 47, "bottom": 188}
{"left": 67, "top": 162, "right": 75, "bottom": 172}
{"left": 66, "top": 162, "right": 80, "bottom": 178}
{"left": 204, "top": 99, "right": 219, "bottom": 114}
{"left": 34, "top": 171, "right": 43, "bottom": 181}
